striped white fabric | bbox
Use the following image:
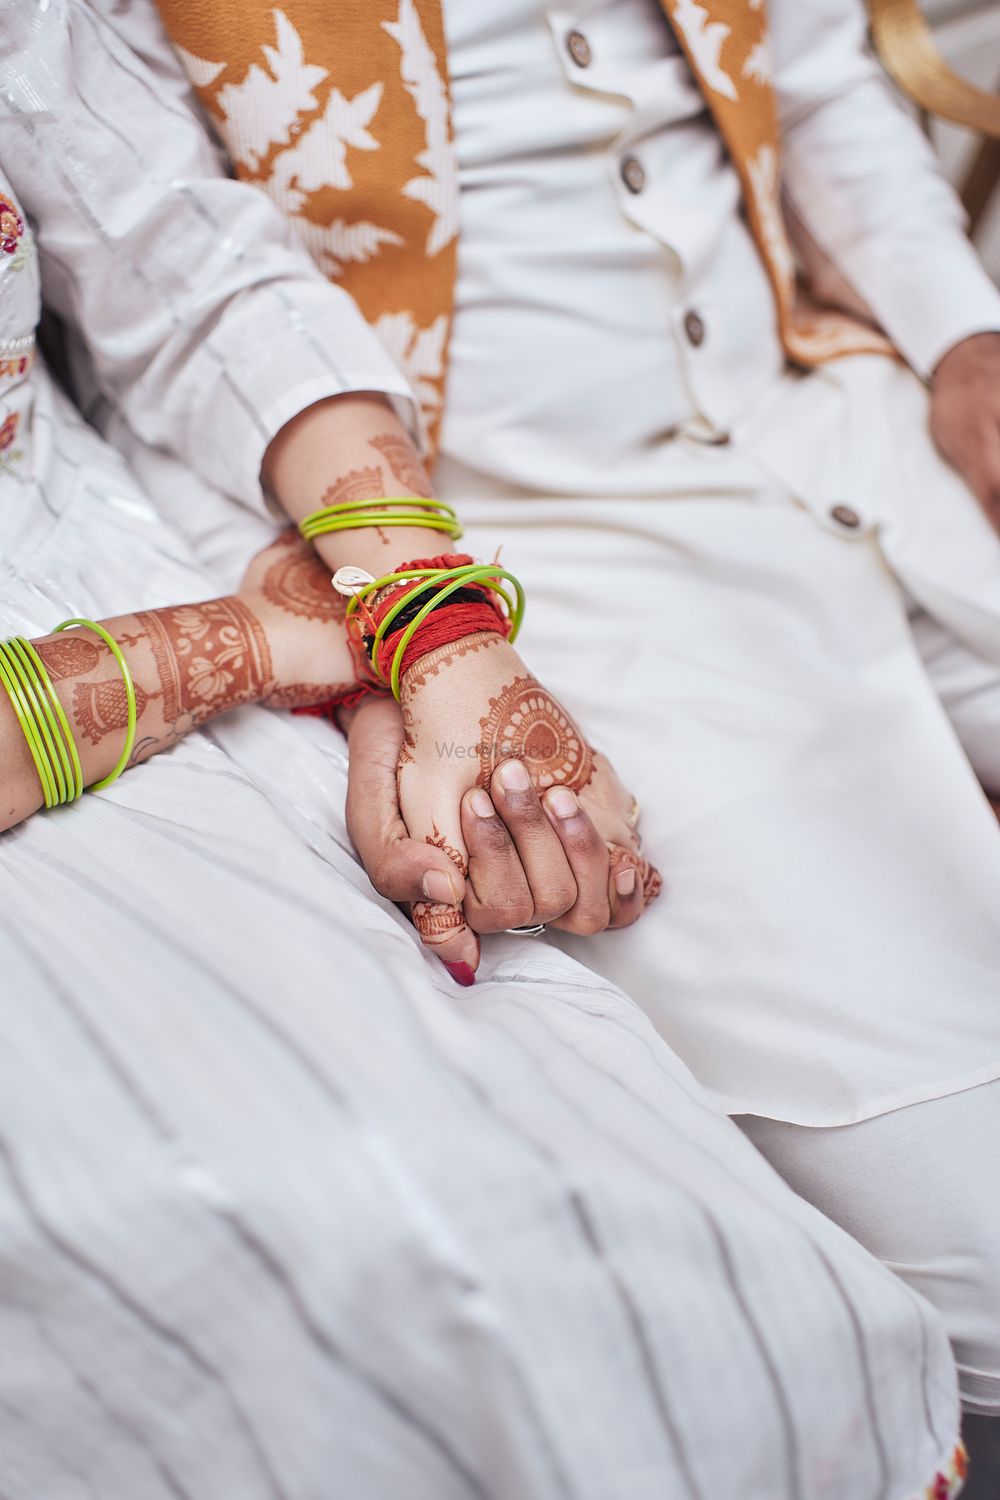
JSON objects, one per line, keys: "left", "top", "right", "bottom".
{"left": 0, "top": 4, "right": 968, "bottom": 1495}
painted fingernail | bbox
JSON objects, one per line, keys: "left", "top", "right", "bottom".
{"left": 497, "top": 759, "right": 530, "bottom": 792}
{"left": 614, "top": 868, "right": 637, "bottom": 897}
{"left": 547, "top": 787, "right": 577, "bottom": 819}
{"left": 442, "top": 960, "right": 476, "bottom": 988}
{"left": 469, "top": 788, "right": 494, "bottom": 819}
{"left": 422, "top": 870, "right": 457, "bottom": 905}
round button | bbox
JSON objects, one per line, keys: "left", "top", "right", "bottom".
{"left": 683, "top": 310, "right": 706, "bottom": 347}
{"left": 566, "top": 29, "right": 592, "bottom": 67}
{"left": 620, "top": 155, "right": 645, "bottom": 194}
{"left": 830, "top": 503, "right": 862, "bottom": 529}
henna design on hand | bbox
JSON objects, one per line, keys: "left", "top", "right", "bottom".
{"left": 426, "top": 821, "right": 467, "bottom": 875}
{"left": 319, "top": 464, "right": 389, "bottom": 542}
{"left": 73, "top": 678, "right": 154, "bottom": 747}
{"left": 400, "top": 632, "right": 504, "bottom": 694}
{"left": 136, "top": 598, "right": 274, "bottom": 734}
{"left": 260, "top": 542, "right": 346, "bottom": 623}
{"left": 477, "top": 676, "right": 595, "bottom": 792}
{"left": 36, "top": 637, "right": 100, "bottom": 682}
{"left": 368, "top": 434, "right": 433, "bottom": 498}
{"left": 264, "top": 682, "right": 356, "bottom": 709}
{"left": 411, "top": 901, "right": 467, "bottom": 947}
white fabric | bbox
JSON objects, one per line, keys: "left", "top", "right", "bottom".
{"left": 0, "top": 0, "right": 422, "bottom": 522}
{"left": 438, "top": 0, "right": 1000, "bottom": 496}
{"left": 0, "top": 348, "right": 964, "bottom": 1500}
{"left": 0, "top": 8, "right": 996, "bottom": 1487}
{"left": 740, "top": 1081, "right": 1000, "bottom": 1416}
{"left": 449, "top": 429, "right": 1000, "bottom": 1127}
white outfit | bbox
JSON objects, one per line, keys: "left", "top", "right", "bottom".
{"left": 0, "top": 0, "right": 996, "bottom": 1471}
{"left": 741, "top": 1081, "right": 1000, "bottom": 1417}
{"left": 0, "top": 6, "right": 973, "bottom": 1497}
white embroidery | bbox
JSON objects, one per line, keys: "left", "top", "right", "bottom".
{"left": 746, "top": 144, "right": 794, "bottom": 297}
{"left": 269, "top": 81, "right": 383, "bottom": 209}
{"left": 670, "top": 0, "right": 738, "bottom": 102}
{"left": 742, "top": 39, "right": 772, "bottom": 86}
{"left": 373, "top": 310, "right": 448, "bottom": 408}
{"left": 173, "top": 45, "right": 225, "bottom": 91}
{"left": 208, "top": 11, "right": 328, "bottom": 174}
{"left": 305, "top": 218, "right": 406, "bottom": 276}
{"left": 382, "top": 0, "right": 458, "bottom": 258}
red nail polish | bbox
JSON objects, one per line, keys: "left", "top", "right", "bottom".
{"left": 442, "top": 960, "right": 476, "bottom": 987}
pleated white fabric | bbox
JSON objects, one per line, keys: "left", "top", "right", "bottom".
{"left": 0, "top": 367, "right": 966, "bottom": 1499}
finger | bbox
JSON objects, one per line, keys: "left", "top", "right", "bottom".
{"left": 541, "top": 787, "right": 612, "bottom": 935}
{"left": 411, "top": 899, "right": 481, "bottom": 985}
{"left": 606, "top": 841, "right": 664, "bottom": 929}
{"left": 460, "top": 786, "right": 536, "bottom": 934}
{"left": 346, "top": 698, "right": 468, "bottom": 907}
{"left": 489, "top": 759, "right": 577, "bottom": 923}
{"left": 606, "top": 852, "right": 645, "bottom": 930}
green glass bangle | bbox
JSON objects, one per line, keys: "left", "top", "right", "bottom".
{"left": 346, "top": 562, "right": 526, "bottom": 701}
{"left": 302, "top": 513, "right": 461, "bottom": 539}
{"left": 54, "top": 619, "right": 137, "bottom": 791}
{"left": 5, "top": 636, "right": 74, "bottom": 805}
{"left": 14, "top": 636, "right": 85, "bottom": 802}
{"left": 299, "top": 495, "right": 463, "bottom": 543}
{"left": 0, "top": 641, "right": 58, "bottom": 808}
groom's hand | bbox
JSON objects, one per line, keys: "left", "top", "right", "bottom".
{"left": 930, "top": 331, "right": 1000, "bottom": 534}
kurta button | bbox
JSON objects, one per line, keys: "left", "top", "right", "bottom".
{"left": 830, "top": 503, "right": 862, "bottom": 529}
{"left": 566, "top": 29, "right": 592, "bottom": 67}
{"left": 683, "top": 309, "right": 705, "bottom": 346}
{"left": 620, "top": 155, "right": 645, "bottom": 194}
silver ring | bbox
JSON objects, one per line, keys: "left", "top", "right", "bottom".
{"left": 506, "top": 923, "right": 546, "bottom": 937}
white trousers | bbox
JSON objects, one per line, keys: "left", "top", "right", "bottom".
{"left": 740, "top": 1081, "right": 1000, "bottom": 1416}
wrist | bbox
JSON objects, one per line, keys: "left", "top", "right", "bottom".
{"left": 932, "top": 329, "right": 1000, "bottom": 387}
{"left": 245, "top": 589, "right": 361, "bottom": 705}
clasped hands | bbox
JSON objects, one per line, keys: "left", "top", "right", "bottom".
{"left": 240, "top": 535, "right": 659, "bottom": 985}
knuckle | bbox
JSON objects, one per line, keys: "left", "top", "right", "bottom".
{"left": 506, "top": 798, "right": 548, "bottom": 833}
{"left": 474, "top": 817, "right": 516, "bottom": 856}
{"left": 369, "top": 854, "right": 396, "bottom": 898}
{"left": 474, "top": 893, "right": 534, "bottom": 933}
{"left": 568, "top": 903, "right": 611, "bottom": 936}
{"left": 536, "top": 881, "right": 577, "bottom": 922}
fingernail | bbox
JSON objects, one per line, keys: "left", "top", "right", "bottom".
{"left": 546, "top": 787, "right": 577, "bottom": 819}
{"left": 497, "top": 759, "right": 530, "bottom": 792}
{"left": 442, "top": 960, "right": 476, "bottom": 988}
{"left": 469, "top": 788, "right": 494, "bottom": 819}
{"left": 614, "top": 868, "right": 637, "bottom": 897}
{"left": 422, "top": 870, "right": 458, "bottom": 905}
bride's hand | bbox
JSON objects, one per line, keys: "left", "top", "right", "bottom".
{"left": 395, "top": 633, "right": 660, "bottom": 979}
{"left": 237, "top": 531, "right": 360, "bottom": 708}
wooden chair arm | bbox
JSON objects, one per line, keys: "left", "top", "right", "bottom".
{"left": 868, "top": 0, "right": 1000, "bottom": 136}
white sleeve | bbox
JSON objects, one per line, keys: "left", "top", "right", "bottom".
{"left": 770, "top": 0, "right": 1000, "bottom": 378}
{"left": 0, "top": 0, "right": 422, "bottom": 514}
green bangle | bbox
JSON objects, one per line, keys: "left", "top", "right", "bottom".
{"left": 346, "top": 562, "right": 526, "bottom": 701}
{"left": 14, "top": 636, "right": 85, "bottom": 802}
{"left": 299, "top": 496, "right": 463, "bottom": 543}
{"left": 4, "top": 636, "right": 74, "bottom": 805}
{"left": 0, "top": 641, "right": 59, "bottom": 807}
{"left": 54, "top": 619, "right": 137, "bottom": 791}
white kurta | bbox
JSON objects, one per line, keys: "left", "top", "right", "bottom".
{"left": 424, "top": 0, "right": 1000, "bottom": 1125}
